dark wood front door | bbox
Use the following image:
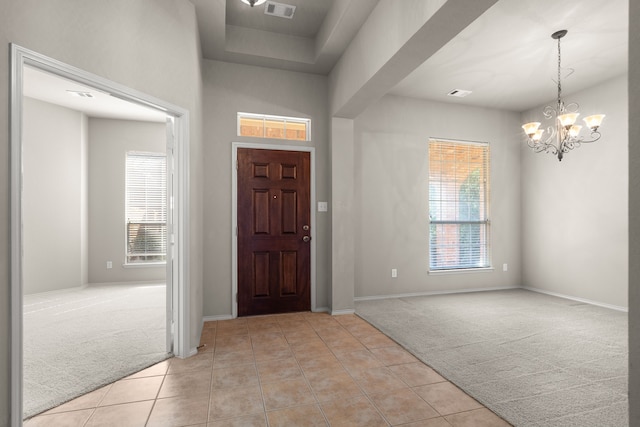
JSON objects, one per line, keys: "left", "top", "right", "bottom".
{"left": 237, "top": 148, "right": 311, "bottom": 316}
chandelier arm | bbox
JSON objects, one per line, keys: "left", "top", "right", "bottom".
{"left": 540, "top": 144, "right": 558, "bottom": 155}
{"left": 542, "top": 105, "right": 557, "bottom": 120}
{"left": 561, "top": 131, "right": 602, "bottom": 152}
{"left": 564, "top": 102, "right": 579, "bottom": 113}
{"left": 561, "top": 140, "right": 580, "bottom": 153}
{"left": 541, "top": 125, "right": 557, "bottom": 146}
{"left": 574, "top": 132, "right": 602, "bottom": 144}
{"left": 527, "top": 139, "right": 558, "bottom": 155}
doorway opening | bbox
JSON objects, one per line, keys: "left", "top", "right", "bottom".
{"left": 231, "top": 142, "right": 317, "bottom": 318}
{"left": 10, "top": 45, "right": 190, "bottom": 425}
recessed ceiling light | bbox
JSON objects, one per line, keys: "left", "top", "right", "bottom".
{"left": 67, "top": 90, "right": 94, "bottom": 98}
{"left": 240, "top": 0, "right": 267, "bottom": 7}
{"left": 447, "top": 89, "right": 472, "bottom": 98}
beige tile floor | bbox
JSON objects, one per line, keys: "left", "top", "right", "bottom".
{"left": 25, "top": 312, "right": 511, "bottom": 427}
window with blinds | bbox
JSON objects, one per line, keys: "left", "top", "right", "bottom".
{"left": 428, "top": 139, "right": 490, "bottom": 270}
{"left": 125, "top": 152, "right": 167, "bottom": 264}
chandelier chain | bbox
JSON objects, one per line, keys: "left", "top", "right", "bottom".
{"left": 557, "top": 36, "right": 562, "bottom": 102}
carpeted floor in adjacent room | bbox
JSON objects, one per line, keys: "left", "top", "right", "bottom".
{"left": 23, "top": 283, "right": 170, "bottom": 418}
{"left": 355, "top": 289, "right": 628, "bottom": 427}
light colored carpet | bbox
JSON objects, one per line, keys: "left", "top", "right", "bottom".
{"left": 355, "top": 289, "right": 628, "bottom": 427}
{"left": 23, "top": 284, "right": 170, "bottom": 418}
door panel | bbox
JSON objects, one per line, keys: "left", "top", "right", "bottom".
{"left": 281, "top": 190, "right": 297, "bottom": 234}
{"left": 237, "top": 148, "right": 311, "bottom": 316}
{"left": 253, "top": 190, "right": 270, "bottom": 234}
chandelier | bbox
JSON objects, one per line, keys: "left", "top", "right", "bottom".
{"left": 521, "top": 30, "right": 605, "bottom": 161}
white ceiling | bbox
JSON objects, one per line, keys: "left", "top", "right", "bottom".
{"left": 194, "top": 0, "right": 628, "bottom": 113}
{"left": 389, "top": 0, "right": 629, "bottom": 112}
{"left": 23, "top": 66, "right": 167, "bottom": 122}
{"left": 24, "top": 0, "right": 629, "bottom": 117}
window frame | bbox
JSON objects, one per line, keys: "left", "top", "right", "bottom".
{"left": 237, "top": 112, "right": 311, "bottom": 142}
{"left": 428, "top": 138, "right": 492, "bottom": 273}
{"left": 124, "top": 151, "right": 167, "bottom": 265}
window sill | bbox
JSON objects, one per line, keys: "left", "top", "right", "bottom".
{"left": 123, "top": 262, "right": 166, "bottom": 269}
{"left": 428, "top": 267, "right": 494, "bottom": 275}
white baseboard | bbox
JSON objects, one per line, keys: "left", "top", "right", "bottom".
{"left": 331, "top": 308, "right": 356, "bottom": 316}
{"left": 24, "top": 285, "right": 85, "bottom": 297}
{"left": 354, "top": 286, "right": 520, "bottom": 302}
{"left": 202, "top": 309, "right": 334, "bottom": 324}
{"left": 24, "top": 281, "right": 164, "bottom": 296}
{"left": 522, "top": 286, "right": 628, "bottom": 312}
{"left": 180, "top": 347, "right": 197, "bottom": 359}
{"left": 87, "top": 280, "right": 164, "bottom": 287}
{"left": 203, "top": 315, "right": 234, "bottom": 322}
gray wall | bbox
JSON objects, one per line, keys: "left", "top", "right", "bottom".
{"left": 330, "top": 117, "right": 354, "bottom": 312}
{"left": 22, "top": 103, "right": 166, "bottom": 293}
{"left": 353, "top": 95, "right": 522, "bottom": 298}
{"left": 81, "top": 105, "right": 89, "bottom": 288}
{"left": 0, "top": 1, "right": 203, "bottom": 423}
{"left": 521, "top": 75, "right": 628, "bottom": 308}
{"left": 629, "top": 0, "right": 639, "bottom": 423}
{"left": 22, "top": 97, "right": 87, "bottom": 295}
{"left": 202, "top": 59, "right": 330, "bottom": 316}
{"left": 88, "top": 118, "right": 166, "bottom": 284}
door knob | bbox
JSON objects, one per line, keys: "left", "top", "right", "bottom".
{"left": 302, "top": 236, "right": 311, "bottom": 242}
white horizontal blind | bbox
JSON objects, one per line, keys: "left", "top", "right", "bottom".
{"left": 429, "top": 139, "right": 490, "bottom": 270}
{"left": 125, "top": 152, "right": 167, "bottom": 263}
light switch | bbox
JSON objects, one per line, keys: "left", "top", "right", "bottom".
{"left": 318, "top": 201, "right": 328, "bottom": 212}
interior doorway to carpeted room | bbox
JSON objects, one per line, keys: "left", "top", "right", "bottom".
{"left": 21, "top": 65, "right": 173, "bottom": 419}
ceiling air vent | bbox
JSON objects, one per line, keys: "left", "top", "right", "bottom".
{"left": 264, "top": 1, "right": 296, "bottom": 19}
{"left": 447, "top": 89, "right": 472, "bottom": 98}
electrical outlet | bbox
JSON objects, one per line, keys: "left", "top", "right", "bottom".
{"left": 391, "top": 268, "right": 397, "bottom": 278}
{"left": 107, "top": 261, "right": 113, "bottom": 269}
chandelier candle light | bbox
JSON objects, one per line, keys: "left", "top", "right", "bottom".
{"left": 522, "top": 30, "right": 605, "bottom": 161}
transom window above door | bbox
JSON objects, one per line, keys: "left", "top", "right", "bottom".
{"left": 237, "top": 112, "right": 311, "bottom": 142}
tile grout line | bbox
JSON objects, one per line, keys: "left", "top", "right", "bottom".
{"left": 313, "top": 317, "right": 394, "bottom": 426}
{"left": 205, "top": 321, "right": 218, "bottom": 426}
{"left": 80, "top": 379, "right": 115, "bottom": 427}
{"left": 252, "top": 320, "right": 273, "bottom": 427}
{"left": 342, "top": 318, "right": 453, "bottom": 421}
{"left": 336, "top": 320, "right": 394, "bottom": 426}
{"left": 340, "top": 316, "right": 462, "bottom": 425}
{"left": 293, "top": 316, "right": 332, "bottom": 426}
{"left": 144, "top": 362, "right": 169, "bottom": 427}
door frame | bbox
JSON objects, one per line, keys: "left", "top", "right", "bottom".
{"left": 231, "top": 142, "right": 317, "bottom": 318}
{"left": 10, "top": 44, "right": 191, "bottom": 426}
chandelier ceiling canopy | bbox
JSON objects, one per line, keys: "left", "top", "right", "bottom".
{"left": 240, "top": 0, "right": 267, "bottom": 7}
